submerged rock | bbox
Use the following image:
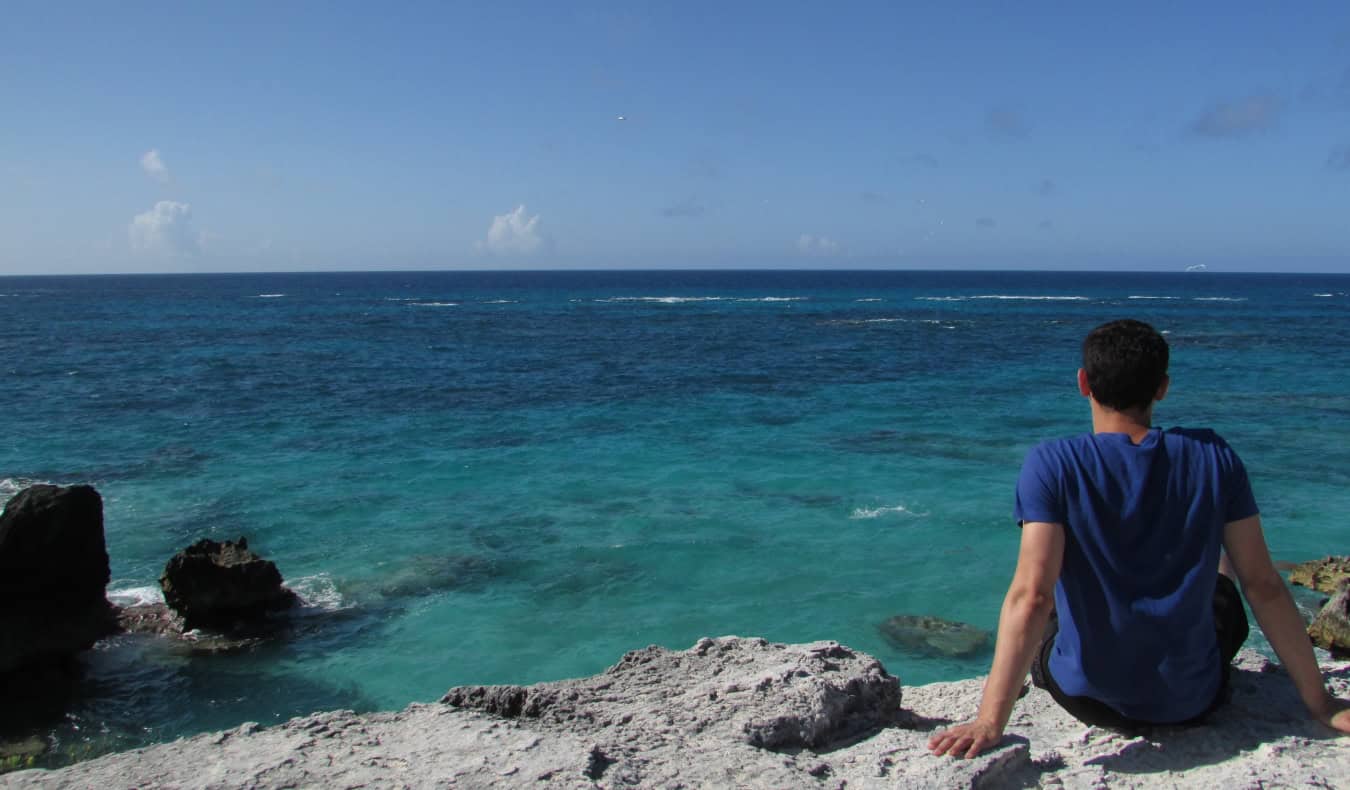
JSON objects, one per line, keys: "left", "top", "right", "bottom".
{"left": 1308, "top": 581, "right": 1350, "bottom": 658}
{"left": 159, "top": 537, "right": 297, "bottom": 630}
{"left": 1288, "top": 556, "right": 1350, "bottom": 596}
{"left": 0, "top": 485, "right": 117, "bottom": 676}
{"left": 878, "top": 614, "right": 991, "bottom": 658}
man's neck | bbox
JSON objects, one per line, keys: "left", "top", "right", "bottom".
{"left": 1091, "top": 402, "right": 1154, "bottom": 444}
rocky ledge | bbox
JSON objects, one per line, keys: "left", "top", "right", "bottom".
{"left": 3, "top": 636, "right": 1347, "bottom": 789}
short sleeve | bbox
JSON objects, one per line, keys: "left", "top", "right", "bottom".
{"left": 1222, "top": 447, "right": 1259, "bottom": 522}
{"left": 1014, "top": 443, "right": 1065, "bottom": 527}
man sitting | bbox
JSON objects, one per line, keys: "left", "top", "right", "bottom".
{"left": 929, "top": 319, "right": 1350, "bottom": 758}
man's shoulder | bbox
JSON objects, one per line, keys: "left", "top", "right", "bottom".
{"left": 1161, "top": 426, "right": 1236, "bottom": 452}
{"left": 1021, "top": 434, "right": 1093, "bottom": 477}
{"left": 1028, "top": 433, "right": 1095, "bottom": 456}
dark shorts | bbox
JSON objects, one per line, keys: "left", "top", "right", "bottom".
{"left": 1029, "top": 574, "right": 1249, "bottom": 729}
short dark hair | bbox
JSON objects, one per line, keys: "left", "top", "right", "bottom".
{"left": 1082, "top": 319, "right": 1169, "bottom": 412}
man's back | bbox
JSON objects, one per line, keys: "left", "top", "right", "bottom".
{"left": 1016, "top": 427, "right": 1258, "bottom": 721}
{"left": 930, "top": 319, "right": 1350, "bottom": 761}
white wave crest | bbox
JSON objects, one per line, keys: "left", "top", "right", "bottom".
{"left": 850, "top": 504, "right": 927, "bottom": 519}
{"left": 855, "top": 298, "right": 883, "bottom": 302}
{"left": 916, "top": 295, "right": 1089, "bottom": 302}
{"left": 598, "top": 296, "right": 727, "bottom": 304}
{"left": 253, "top": 293, "right": 285, "bottom": 298}
{"left": 1127, "top": 296, "right": 1180, "bottom": 300}
{"left": 288, "top": 573, "right": 348, "bottom": 612}
{"left": 826, "top": 317, "right": 960, "bottom": 328}
{"left": 736, "top": 296, "right": 807, "bottom": 302}
{"left": 409, "top": 302, "right": 458, "bottom": 307}
{"left": 972, "top": 295, "right": 1089, "bottom": 301}
{"left": 1, "top": 477, "right": 47, "bottom": 501}
{"left": 107, "top": 585, "right": 165, "bottom": 607}
{"left": 482, "top": 299, "right": 518, "bottom": 304}
{"left": 383, "top": 297, "right": 418, "bottom": 301}
{"left": 1192, "top": 297, "right": 1246, "bottom": 302}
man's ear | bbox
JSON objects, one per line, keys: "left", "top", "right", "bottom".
{"left": 1077, "top": 368, "right": 1091, "bottom": 397}
{"left": 1155, "top": 374, "right": 1170, "bottom": 403}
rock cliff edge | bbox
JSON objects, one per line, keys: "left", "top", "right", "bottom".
{"left": 3, "top": 637, "right": 1347, "bottom": 789}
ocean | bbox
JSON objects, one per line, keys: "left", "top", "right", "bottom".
{"left": 3, "top": 269, "right": 1348, "bottom": 765}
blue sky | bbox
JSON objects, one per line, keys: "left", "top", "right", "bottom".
{"left": 3, "top": 2, "right": 1349, "bottom": 274}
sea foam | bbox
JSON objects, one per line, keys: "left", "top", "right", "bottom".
{"left": 288, "top": 573, "right": 348, "bottom": 613}
{"left": 916, "top": 295, "right": 1089, "bottom": 302}
{"left": 107, "top": 585, "right": 165, "bottom": 607}
{"left": 849, "top": 504, "right": 927, "bottom": 519}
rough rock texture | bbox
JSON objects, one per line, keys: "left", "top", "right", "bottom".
{"left": 0, "top": 485, "right": 117, "bottom": 675}
{"left": 159, "top": 537, "right": 297, "bottom": 629}
{"left": 878, "top": 614, "right": 991, "bottom": 658}
{"left": 1309, "top": 582, "right": 1350, "bottom": 657}
{"left": 1288, "top": 555, "right": 1350, "bottom": 595}
{"left": 5, "top": 637, "right": 1348, "bottom": 789}
{"left": 442, "top": 637, "right": 901, "bottom": 750}
{"left": 114, "top": 603, "right": 264, "bottom": 655}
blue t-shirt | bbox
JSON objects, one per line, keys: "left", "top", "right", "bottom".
{"left": 1014, "top": 427, "right": 1259, "bottom": 722}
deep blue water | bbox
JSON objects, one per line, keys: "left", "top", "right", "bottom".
{"left": 3, "top": 269, "right": 1348, "bottom": 763}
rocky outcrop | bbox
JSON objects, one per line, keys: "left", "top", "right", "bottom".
{"left": 1309, "top": 582, "right": 1350, "bottom": 657}
{"left": 159, "top": 537, "right": 297, "bottom": 629}
{"left": 0, "top": 485, "right": 117, "bottom": 676}
{"left": 442, "top": 637, "right": 901, "bottom": 751}
{"left": 1288, "top": 556, "right": 1350, "bottom": 596}
{"left": 878, "top": 614, "right": 991, "bottom": 658}
{"left": 6, "top": 638, "right": 1348, "bottom": 789}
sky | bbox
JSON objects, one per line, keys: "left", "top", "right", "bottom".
{"left": 3, "top": 2, "right": 1349, "bottom": 274}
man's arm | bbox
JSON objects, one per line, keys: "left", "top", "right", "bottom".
{"left": 929, "top": 521, "right": 1064, "bottom": 759}
{"left": 1223, "top": 514, "right": 1350, "bottom": 732}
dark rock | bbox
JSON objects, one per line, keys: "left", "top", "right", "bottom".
{"left": 1288, "top": 556, "right": 1350, "bottom": 596}
{"left": 115, "top": 602, "right": 187, "bottom": 638}
{"left": 878, "top": 614, "right": 991, "bottom": 658}
{"left": 0, "top": 484, "right": 117, "bottom": 676}
{"left": 1308, "top": 580, "right": 1350, "bottom": 658}
{"left": 159, "top": 537, "right": 297, "bottom": 629}
{"left": 114, "top": 603, "right": 263, "bottom": 654}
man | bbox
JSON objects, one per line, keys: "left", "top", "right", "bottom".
{"left": 929, "top": 319, "right": 1350, "bottom": 759}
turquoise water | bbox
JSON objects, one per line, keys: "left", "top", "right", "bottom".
{"left": 3, "top": 269, "right": 1349, "bottom": 760}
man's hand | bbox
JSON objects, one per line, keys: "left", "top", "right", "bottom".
{"left": 927, "top": 521, "right": 1062, "bottom": 760}
{"left": 927, "top": 718, "right": 1004, "bottom": 759}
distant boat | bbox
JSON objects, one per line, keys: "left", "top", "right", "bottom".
{"left": 1185, "top": 264, "right": 1208, "bottom": 272}
{"left": 616, "top": 115, "right": 627, "bottom": 121}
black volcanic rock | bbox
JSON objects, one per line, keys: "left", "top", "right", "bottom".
{"left": 0, "top": 484, "right": 117, "bottom": 676}
{"left": 159, "top": 537, "right": 297, "bottom": 629}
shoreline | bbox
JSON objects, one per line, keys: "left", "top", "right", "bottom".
{"left": 4, "top": 636, "right": 1347, "bottom": 789}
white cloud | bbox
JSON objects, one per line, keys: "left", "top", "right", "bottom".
{"left": 128, "top": 201, "right": 199, "bottom": 256}
{"left": 140, "top": 149, "right": 170, "bottom": 183}
{"left": 797, "top": 234, "right": 839, "bottom": 255}
{"left": 478, "top": 205, "right": 545, "bottom": 255}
